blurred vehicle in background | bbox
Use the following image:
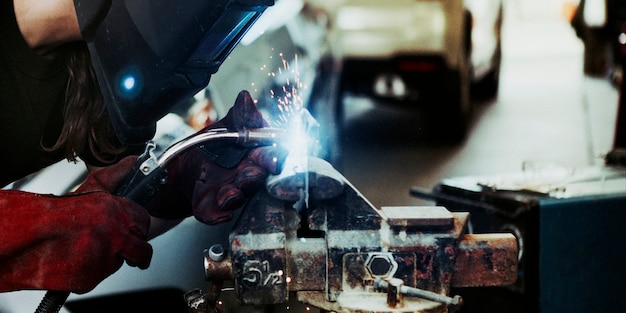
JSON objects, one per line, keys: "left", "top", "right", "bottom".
{"left": 570, "top": 0, "right": 626, "bottom": 81}
{"left": 310, "top": 0, "right": 504, "bottom": 142}
{"left": 0, "top": 1, "right": 332, "bottom": 312}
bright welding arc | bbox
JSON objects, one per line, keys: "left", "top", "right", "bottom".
{"left": 266, "top": 53, "right": 319, "bottom": 210}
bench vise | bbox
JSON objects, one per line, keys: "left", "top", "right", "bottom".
{"left": 190, "top": 157, "right": 518, "bottom": 313}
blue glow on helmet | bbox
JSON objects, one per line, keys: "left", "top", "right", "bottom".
{"left": 115, "top": 68, "right": 143, "bottom": 100}
{"left": 122, "top": 76, "right": 136, "bottom": 91}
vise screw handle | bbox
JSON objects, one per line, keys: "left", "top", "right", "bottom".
{"left": 374, "top": 278, "right": 463, "bottom": 312}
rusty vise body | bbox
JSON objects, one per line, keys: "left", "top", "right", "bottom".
{"left": 200, "top": 158, "right": 518, "bottom": 313}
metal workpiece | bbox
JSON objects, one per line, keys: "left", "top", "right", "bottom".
{"left": 198, "top": 157, "right": 518, "bottom": 312}
{"left": 266, "top": 156, "right": 346, "bottom": 202}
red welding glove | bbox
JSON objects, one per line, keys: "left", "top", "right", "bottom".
{"left": 147, "top": 90, "right": 287, "bottom": 224}
{"left": 0, "top": 157, "right": 152, "bottom": 294}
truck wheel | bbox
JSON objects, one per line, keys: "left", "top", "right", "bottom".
{"left": 472, "top": 7, "right": 502, "bottom": 100}
{"left": 428, "top": 67, "right": 471, "bottom": 144}
{"left": 473, "top": 43, "right": 501, "bottom": 100}
{"left": 427, "top": 11, "right": 472, "bottom": 143}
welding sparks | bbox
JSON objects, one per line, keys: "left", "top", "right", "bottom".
{"left": 263, "top": 52, "right": 320, "bottom": 210}
{"left": 267, "top": 53, "right": 305, "bottom": 125}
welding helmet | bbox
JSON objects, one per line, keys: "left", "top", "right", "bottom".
{"left": 73, "top": 0, "right": 274, "bottom": 144}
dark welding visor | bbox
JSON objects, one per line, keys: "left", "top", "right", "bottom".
{"left": 74, "top": 0, "right": 274, "bottom": 144}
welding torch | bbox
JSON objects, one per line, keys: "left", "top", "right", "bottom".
{"left": 114, "top": 127, "right": 288, "bottom": 210}
{"left": 35, "top": 127, "right": 287, "bottom": 313}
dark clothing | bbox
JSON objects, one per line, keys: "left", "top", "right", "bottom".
{"left": 0, "top": 0, "right": 69, "bottom": 187}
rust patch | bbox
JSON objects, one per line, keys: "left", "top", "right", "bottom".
{"left": 451, "top": 234, "right": 518, "bottom": 287}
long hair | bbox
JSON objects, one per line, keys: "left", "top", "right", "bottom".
{"left": 43, "top": 41, "right": 126, "bottom": 164}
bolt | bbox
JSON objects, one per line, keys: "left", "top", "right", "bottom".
{"left": 365, "top": 253, "right": 397, "bottom": 278}
{"left": 208, "top": 244, "right": 225, "bottom": 262}
{"left": 369, "top": 257, "right": 392, "bottom": 276}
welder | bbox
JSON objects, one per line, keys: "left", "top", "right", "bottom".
{"left": 0, "top": 0, "right": 284, "bottom": 295}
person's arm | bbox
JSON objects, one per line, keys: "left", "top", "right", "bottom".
{"left": 0, "top": 158, "right": 152, "bottom": 293}
{"left": 13, "top": 0, "right": 81, "bottom": 55}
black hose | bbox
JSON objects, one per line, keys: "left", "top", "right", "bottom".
{"left": 34, "top": 291, "right": 69, "bottom": 313}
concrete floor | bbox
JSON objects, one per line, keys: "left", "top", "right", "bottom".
{"left": 339, "top": 0, "right": 619, "bottom": 210}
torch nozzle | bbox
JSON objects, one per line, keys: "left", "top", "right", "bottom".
{"left": 235, "top": 128, "right": 289, "bottom": 148}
